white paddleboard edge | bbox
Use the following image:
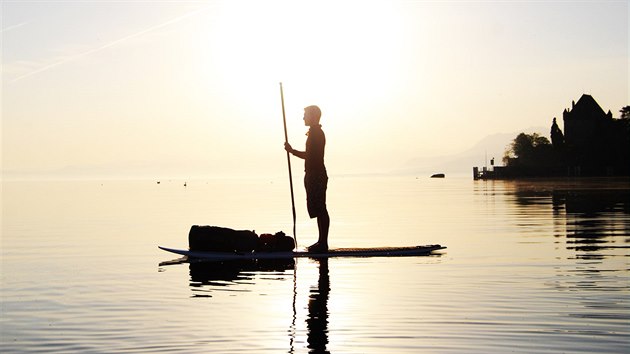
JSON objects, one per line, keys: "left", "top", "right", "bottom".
{"left": 158, "top": 245, "right": 445, "bottom": 260}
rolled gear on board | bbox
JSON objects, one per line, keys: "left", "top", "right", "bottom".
{"left": 188, "top": 226, "right": 296, "bottom": 253}
{"left": 189, "top": 225, "right": 259, "bottom": 252}
{"left": 257, "top": 231, "right": 296, "bottom": 252}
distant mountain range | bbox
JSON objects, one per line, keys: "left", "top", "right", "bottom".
{"left": 398, "top": 127, "right": 546, "bottom": 176}
{"left": 5, "top": 128, "right": 549, "bottom": 180}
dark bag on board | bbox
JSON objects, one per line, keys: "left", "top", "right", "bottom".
{"left": 189, "top": 225, "right": 259, "bottom": 252}
{"left": 189, "top": 225, "right": 296, "bottom": 252}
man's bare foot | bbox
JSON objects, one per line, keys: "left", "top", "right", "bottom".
{"left": 307, "top": 242, "right": 328, "bottom": 253}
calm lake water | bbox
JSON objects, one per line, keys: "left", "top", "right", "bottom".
{"left": 2, "top": 175, "right": 629, "bottom": 353}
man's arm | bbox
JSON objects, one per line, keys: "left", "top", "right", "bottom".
{"left": 291, "top": 149, "right": 306, "bottom": 159}
{"left": 285, "top": 142, "right": 306, "bottom": 159}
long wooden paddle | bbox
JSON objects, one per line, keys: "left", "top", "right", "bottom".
{"left": 279, "top": 82, "right": 297, "bottom": 246}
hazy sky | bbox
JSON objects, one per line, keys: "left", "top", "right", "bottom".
{"left": 2, "top": 0, "right": 628, "bottom": 178}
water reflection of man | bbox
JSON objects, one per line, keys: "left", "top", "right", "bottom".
{"left": 307, "top": 258, "right": 330, "bottom": 353}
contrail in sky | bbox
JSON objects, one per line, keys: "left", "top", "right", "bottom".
{"left": 10, "top": 5, "right": 210, "bottom": 83}
{"left": 1, "top": 22, "right": 30, "bottom": 33}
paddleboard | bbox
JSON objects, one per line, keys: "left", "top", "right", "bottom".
{"left": 158, "top": 245, "right": 445, "bottom": 260}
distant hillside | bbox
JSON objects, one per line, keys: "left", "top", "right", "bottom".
{"left": 399, "top": 128, "right": 546, "bottom": 176}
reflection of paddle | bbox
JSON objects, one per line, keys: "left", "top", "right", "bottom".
{"left": 280, "top": 82, "right": 297, "bottom": 247}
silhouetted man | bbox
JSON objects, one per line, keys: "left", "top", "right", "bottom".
{"left": 285, "top": 105, "right": 330, "bottom": 252}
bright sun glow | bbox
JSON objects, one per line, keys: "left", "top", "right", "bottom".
{"left": 203, "top": 1, "right": 404, "bottom": 129}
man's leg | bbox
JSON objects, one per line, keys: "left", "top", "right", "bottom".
{"left": 317, "top": 210, "right": 330, "bottom": 247}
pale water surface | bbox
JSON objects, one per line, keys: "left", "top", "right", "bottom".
{"left": 1, "top": 176, "right": 629, "bottom": 353}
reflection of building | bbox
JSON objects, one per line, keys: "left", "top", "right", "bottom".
{"left": 552, "top": 187, "right": 630, "bottom": 258}
{"left": 508, "top": 180, "right": 630, "bottom": 258}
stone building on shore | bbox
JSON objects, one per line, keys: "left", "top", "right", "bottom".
{"left": 474, "top": 94, "right": 629, "bottom": 179}
{"left": 559, "top": 94, "right": 629, "bottom": 176}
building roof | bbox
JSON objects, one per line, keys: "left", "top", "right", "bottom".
{"left": 566, "top": 94, "right": 608, "bottom": 120}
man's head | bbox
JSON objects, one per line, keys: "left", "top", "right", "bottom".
{"left": 303, "top": 105, "right": 322, "bottom": 126}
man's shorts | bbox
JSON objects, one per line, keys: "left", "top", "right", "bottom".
{"left": 304, "top": 171, "right": 328, "bottom": 219}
